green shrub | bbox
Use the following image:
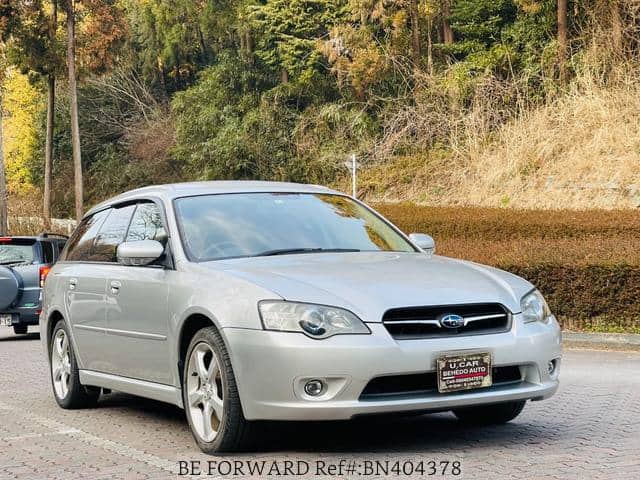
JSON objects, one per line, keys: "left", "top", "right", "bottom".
{"left": 503, "top": 264, "right": 640, "bottom": 331}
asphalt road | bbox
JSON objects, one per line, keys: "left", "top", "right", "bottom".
{"left": 1, "top": 327, "right": 639, "bottom": 480}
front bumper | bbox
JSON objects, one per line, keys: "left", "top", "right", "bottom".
{"left": 225, "top": 314, "right": 561, "bottom": 421}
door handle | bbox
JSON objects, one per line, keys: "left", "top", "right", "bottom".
{"left": 69, "top": 278, "right": 77, "bottom": 291}
{"left": 110, "top": 281, "right": 121, "bottom": 295}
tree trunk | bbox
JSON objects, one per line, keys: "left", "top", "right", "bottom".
{"left": 156, "top": 56, "right": 168, "bottom": 103}
{"left": 196, "top": 24, "right": 208, "bottom": 63}
{"left": 43, "top": 0, "right": 57, "bottom": 230}
{"left": 427, "top": 18, "right": 434, "bottom": 75}
{"left": 409, "top": 0, "right": 421, "bottom": 65}
{"left": 0, "top": 99, "right": 8, "bottom": 235}
{"left": 443, "top": 1, "right": 454, "bottom": 44}
{"left": 557, "top": 0, "right": 568, "bottom": 84}
{"left": 43, "top": 75, "right": 55, "bottom": 230}
{"left": 65, "top": 0, "right": 83, "bottom": 222}
{"left": 244, "top": 32, "right": 254, "bottom": 65}
{"left": 610, "top": 1, "right": 623, "bottom": 57}
{"left": 281, "top": 69, "right": 289, "bottom": 84}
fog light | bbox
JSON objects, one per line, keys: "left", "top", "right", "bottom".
{"left": 548, "top": 360, "right": 557, "bottom": 376}
{"left": 304, "top": 379, "right": 325, "bottom": 396}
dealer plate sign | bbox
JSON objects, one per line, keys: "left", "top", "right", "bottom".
{"left": 437, "top": 352, "right": 492, "bottom": 393}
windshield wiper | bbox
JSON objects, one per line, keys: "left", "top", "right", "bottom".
{"left": 254, "top": 248, "right": 361, "bottom": 257}
{"left": 0, "top": 260, "right": 26, "bottom": 266}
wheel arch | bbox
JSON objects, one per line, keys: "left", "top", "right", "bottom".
{"left": 177, "top": 312, "right": 226, "bottom": 387}
{"left": 46, "top": 310, "right": 65, "bottom": 356}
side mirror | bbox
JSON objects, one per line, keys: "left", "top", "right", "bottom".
{"left": 117, "top": 240, "right": 164, "bottom": 266}
{"left": 409, "top": 233, "right": 435, "bottom": 254}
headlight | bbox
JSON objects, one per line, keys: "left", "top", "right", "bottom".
{"left": 259, "top": 301, "right": 370, "bottom": 339}
{"left": 521, "top": 290, "right": 552, "bottom": 324}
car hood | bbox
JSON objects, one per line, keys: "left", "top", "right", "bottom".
{"left": 207, "top": 252, "right": 533, "bottom": 322}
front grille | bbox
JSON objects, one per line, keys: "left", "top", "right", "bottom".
{"left": 360, "top": 365, "right": 523, "bottom": 400}
{"left": 383, "top": 303, "right": 510, "bottom": 340}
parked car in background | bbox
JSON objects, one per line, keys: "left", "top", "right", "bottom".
{"left": 0, "top": 234, "right": 67, "bottom": 335}
{"left": 41, "top": 182, "right": 561, "bottom": 454}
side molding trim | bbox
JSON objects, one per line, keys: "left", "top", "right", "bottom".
{"left": 79, "top": 370, "right": 183, "bottom": 408}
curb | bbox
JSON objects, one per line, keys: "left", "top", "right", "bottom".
{"left": 563, "top": 332, "right": 640, "bottom": 351}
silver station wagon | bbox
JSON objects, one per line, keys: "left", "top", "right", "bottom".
{"left": 42, "top": 181, "right": 561, "bottom": 453}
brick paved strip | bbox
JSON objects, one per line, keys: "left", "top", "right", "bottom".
{"left": 0, "top": 400, "right": 176, "bottom": 476}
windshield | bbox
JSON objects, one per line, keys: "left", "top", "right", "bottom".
{"left": 0, "top": 242, "right": 36, "bottom": 264}
{"left": 174, "top": 193, "right": 416, "bottom": 261}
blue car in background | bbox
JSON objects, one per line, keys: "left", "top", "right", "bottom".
{"left": 0, "top": 234, "right": 67, "bottom": 335}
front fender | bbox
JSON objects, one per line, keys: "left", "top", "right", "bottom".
{"left": 168, "top": 266, "right": 280, "bottom": 388}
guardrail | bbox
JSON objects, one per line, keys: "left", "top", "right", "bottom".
{"left": 7, "top": 217, "right": 78, "bottom": 236}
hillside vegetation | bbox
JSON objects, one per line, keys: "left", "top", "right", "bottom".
{"left": 3, "top": 1, "right": 640, "bottom": 216}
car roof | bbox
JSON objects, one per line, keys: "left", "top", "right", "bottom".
{"left": 85, "top": 181, "right": 341, "bottom": 218}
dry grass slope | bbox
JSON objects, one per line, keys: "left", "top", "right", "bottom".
{"left": 355, "top": 83, "right": 640, "bottom": 209}
{"left": 456, "top": 84, "right": 640, "bottom": 209}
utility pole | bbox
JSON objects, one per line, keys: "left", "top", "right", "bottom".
{"left": 344, "top": 154, "right": 359, "bottom": 199}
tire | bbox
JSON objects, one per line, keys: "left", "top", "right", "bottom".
{"left": 50, "top": 321, "right": 100, "bottom": 409}
{"left": 13, "top": 325, "right": 28, "bottom": 335}
{"left": 453, "top": 400, "right": 526, "bottom": 425}
{"left": 182, "top": 326, "right": 254, "bottom": 453}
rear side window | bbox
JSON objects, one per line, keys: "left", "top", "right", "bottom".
{"left": 41, "top": 242, "right": 54, "bottom": 264}
{"left": 56, "top": 240, "right": 67, "bottom": 259}
{"left": 90, "top": 205, "right": 136, "bottom": 262}
{"left": 63, "top": 210, "right": 110, "bottom": 262}
{"left": 0, "top": 239, "right": 36, "bottom": 264}
{"left": 126, "top": 203, "right": 167, "bottom": 245}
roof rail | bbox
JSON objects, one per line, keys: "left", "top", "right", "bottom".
{"left": 38, "top": 232, "right": 70, "bottom": 240}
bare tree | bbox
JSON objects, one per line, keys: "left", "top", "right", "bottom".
{"left": 409, "top": 0, "right": 422, "bottom": 65}
{"left": 43, "top": 0, "right": 58, "bottom": 230}
{"left": 64, "top": 0, "right": 83, "bottom": 222}
{"left": 558, "top": 0, "right": 568, "bottom": 84}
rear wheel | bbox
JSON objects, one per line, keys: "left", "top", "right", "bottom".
{"left": 183, "top": 326, "right": 254, "bottom": 453}
{"left": 13, "top": 325, "right": 28, "bottom": 335}
{"left": 453, "top": 400, "right": 526, "bottom": 424}
{"left": 50, "top": 321, "right": 100, "bottom": 409}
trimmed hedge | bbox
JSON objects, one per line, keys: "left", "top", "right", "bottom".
{"left": 504, "top": 264, "right": 640, "bottom": 332}
{"left": 376, "top": 203, "right": 640, "bottom": 240}
{"left": 378, "top": 204, "right": 640, "bottom": 332}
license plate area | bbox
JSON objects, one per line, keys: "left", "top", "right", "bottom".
{"left": 0, "top": 314, "right": 13, "bottom": 327}
{"left": 437, "top": 352, "right": 492, "bottom": 393}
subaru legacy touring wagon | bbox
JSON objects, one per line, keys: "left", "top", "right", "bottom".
{"left": 41, "top": 181, "right": 561, "bottom": 453}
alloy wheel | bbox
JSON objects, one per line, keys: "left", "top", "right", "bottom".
{"left": 51, "top": 329, "right": 71, "bottom": 400}
{"left": 186, "top": 342, "right": 225, "bottom": 442}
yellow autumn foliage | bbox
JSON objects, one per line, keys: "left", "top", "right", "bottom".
{"left": 2, "top": 68, "right": 43, "bottom": 194}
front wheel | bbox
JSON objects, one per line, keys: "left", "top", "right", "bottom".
{"left": 452, "top": 400, "right": 526, "bottom": 424}
{"left": 50, "top": 321, "right": 100, "bottom": 409}
{"left": 183, "top": 326, "right": 254, "bottom": 453}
